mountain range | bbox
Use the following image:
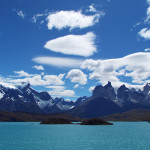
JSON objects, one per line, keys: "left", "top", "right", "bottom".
{"left": 0, "top": 81, "right": 150, "bottom": 118}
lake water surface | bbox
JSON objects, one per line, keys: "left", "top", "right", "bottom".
{"left": 0, "top": 122, "right": 150, "bottom": 150}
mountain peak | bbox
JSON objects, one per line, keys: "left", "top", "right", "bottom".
{"left": 143, "top": 83, "right": 150, "bottom": 96}
{"left": 119, "top": 84, "right": 128, "bottom": 90}
{"left": 104, "top": 81, "right": 112, "bottom": 88}
{"left": 145, "top": 83, "right": 150, "bottom": 87}
{"left": 17, "top": 82, "right": 31, "bottom": 89}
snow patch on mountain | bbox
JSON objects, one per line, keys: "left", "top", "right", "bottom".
{"left": 0, "top": 92, "right": 4, "bottom": 99}
{"left": 34, "top": 95, "right": 54, "bottom": 109}
{"left": 56, "top": 102, "right": 74, "bottom": 110}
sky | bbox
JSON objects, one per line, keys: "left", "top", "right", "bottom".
{"left": 0, "top": 0, "right": 150, "bottom": 100}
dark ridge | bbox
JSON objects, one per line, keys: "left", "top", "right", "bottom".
{"left": 102, "top": 109, "right": 150, "bottom": 121}
{"left": 40, "top": 118, "right": 72, "bottom": 124}
{"left": 80, "top": 118, "right": 113, "bottom": 125}
{"left": 0, "top": 111, "right": 83, "bottom": 122}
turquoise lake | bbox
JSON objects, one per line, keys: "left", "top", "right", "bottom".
{"left": 0, "top": 122, "right": 150, "bottom": 150}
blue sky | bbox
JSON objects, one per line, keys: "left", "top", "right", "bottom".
{"left": 0, "top": 0, "right": 150, "bottom": 100}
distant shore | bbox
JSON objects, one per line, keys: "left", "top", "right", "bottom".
{"left": 1, "top": 109, "right": 150, "bottom": 123}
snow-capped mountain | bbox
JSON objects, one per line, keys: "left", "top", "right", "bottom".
{"left": 0, "top": 82, "right": 75, "bottom": 114}
{"left": 1, "top": 81, "right": 150, "bottom": 118}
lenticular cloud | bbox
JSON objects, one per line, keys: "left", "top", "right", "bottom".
{"left": 44, "top": 32, "right": 97, "bottom": 57}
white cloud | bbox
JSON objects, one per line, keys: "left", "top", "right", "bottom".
{"left": 65, "top": 99, "right": 71, "bottom": 102}
{"left": 46, "top": 85, "right": 64, "bottom": 90}
{"left": 9, "top": 75, "right": 44, "bottom": 86}
{"left": 43, "top": 74, "right": 65, "bottom": 85}
{"left": 0, "top": 81, "right": 16, "bottom": 89}
{"left": 145, "top": 7, "right": 150, "bottom": 23}
{"left": 41, "top": 72, "right": 45, "bottom": 76}
{"left": 49, "top": 90, "right": 75, "bottom": 97}
{"left": 31, "top": 13, "right": 44, "bottom": 23}
{"left": 132, "top": 22, "right": 142, "bottom": 29}
{"left": 147, "top": 0, "right": 150, "bottom": 5}
{"left": 81, "top": 52, "right": 150, "bottom": 88}
{"left": 40, "top": 20, "right": 45, "bottom": 24}
{"left": 0, "top": 76, "right": 8, "bottom": 83}
{"left": 44, "top": 32, "right": 97, "bottom": 57}
{"left": 89, "top": 86, "right": 95, "bottom": 92}
{"left": 33, "top": 65, "right": 44, "bottom": 70}
{"left": 17, "top": 10, "right": 26, "bottom": 18}
{"left": 74, "top": 84, "right": 79, "bottom": 88}
{"left": 66, "top": 69, "right": 87, "bottom": 85}
{"left": 32, "top": 56, "right": 83, "bottom": 68}
{"left": 47, "top": 10, "right": 103, "bottom": 30}
{"left": 138, "top": 28, "right": 150, "bottom": 40}
{"left": 145, "top": 48, "right": 150, "bottom": 51}
{"left": 87, "top": 4, "right": 97, "bottom": 13}
{"left": 14, "top": 70, "right": 31, "bottom": 77}
{"left": 0, "top": 76, "right": 3, "bottom": 82}
{"left": 9, "top": 73, "right": 64, "bottom": 86}
{"left": 46, "top": 86, "right": 76, "bottom": 97}
{"left": 58, "top": 73, "right": 65, "bottom": 79}
{"left": 138, "top": 1, "right": 150, "bottom": 36}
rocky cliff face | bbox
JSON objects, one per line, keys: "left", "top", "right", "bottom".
{"left": 92, "top": 81, "right": 116, "bottom": 101}
{"left": 70, "top": 82, "right": 150, "bottom": 118}
{"left": 116, "top": 84, "right": 150, "bottom": 109}
{"left": 1, "top": 81, "right": 150, "bottom": 118}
